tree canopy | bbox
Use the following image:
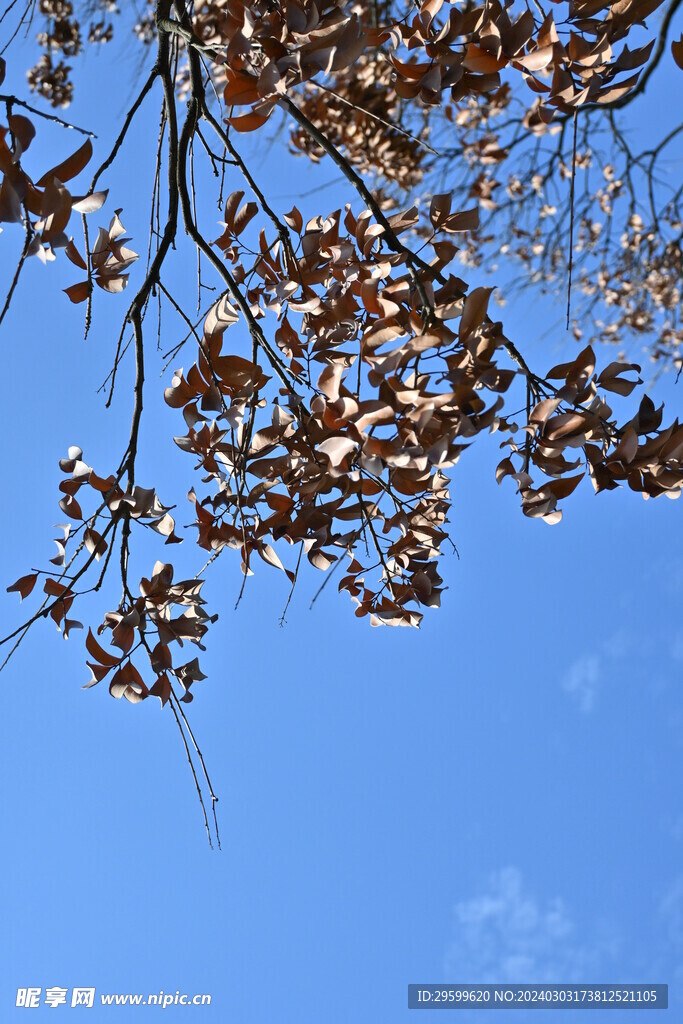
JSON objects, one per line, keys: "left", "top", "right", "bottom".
{"left": 1, "top": 0, "right": 682, "bottom": 840}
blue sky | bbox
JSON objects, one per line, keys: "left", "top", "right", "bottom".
{"left": 1, "top": 9, "right": 682, "bottom": 1022}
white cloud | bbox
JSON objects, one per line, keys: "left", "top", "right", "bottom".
{"left": 445, "top": 867, "right": 616, "bottom": 983}
{"left": 660, "top": 876, "right": 683, "bottom": 984}
{"left": 561, "top": 654, "right": 602, "bottom": 713}
{"left": 671, "top": 633, "right": 683, "bottom": 663}
{"left": 561, "top": 626, "right": 678, "bottom": 713}
{"left": 661, "top": 876, "right": 683, "bottom": 943}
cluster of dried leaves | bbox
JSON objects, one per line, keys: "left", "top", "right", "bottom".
{"left": 0, "top": 90, "right": 104, "bottom": 253}
{"left": 0, "top": 0, "right": 681, "bottom": 840}
{"left": 0, "top": 60, "right": 135, "bottom": 323}
{"left": 6, "top": 446, "right": 214, "bottom": 702}
{"left": 355, "top": 0, "right": 683, "bottom": 365}
{"left": 26, "top": 0, "right": 115, "bottom": 108}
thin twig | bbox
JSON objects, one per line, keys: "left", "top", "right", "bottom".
{"left": 0, "top": 93, "right": 95, "bottom": 135}
{"left": 566, "top": 110, "right": 578, "bottom": 330}
{"left": 168, "top": 693, "right": 214, "bottom": 849}
{"left": 312, "top": 79, "right": 439, "bottom": 156}
{"left": 309, "top": 553, "right": 346, "bottom": 610}
{"left": 279, "top": 544, "right": 303, "bottom": 625}
{"left": 171, "top": 685, "right": 221, "bottom": 850}
{"left": 0, "top": 205, "right": 32, "bottom": 329}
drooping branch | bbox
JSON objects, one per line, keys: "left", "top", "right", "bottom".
{"left": 119, "top": 4, "right": 178, "bottom": 486}
{"left": 280, "top": 94, "right": 435, "bottom": 319}
{"left": 584, "top": 0, "right": 683, "bottom": 112}
{"left": 0, "top": 93, "right": 95, "bottom": 135}
{"left": 0, "top": 201, "right": 32, "bottom": 329}
{"left": 201, "top": 102, "right": 298, "bottom": 263}
{"left": 0, "top": 0, "right": 681, "bottom": 845}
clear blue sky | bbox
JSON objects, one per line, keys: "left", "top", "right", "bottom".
{"left": 1, "top": 11, "right": 682, "bottom": 1022}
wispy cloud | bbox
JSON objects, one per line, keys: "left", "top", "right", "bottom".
{"left": 660, "top": 876, "right": 683, "bottom": 984}
{"left": 561, "top": 654, "right": 602, "bottom": 713}
{"left": 445, "top": 867, "right": 616, "bottom": 983}
{"left": 559, "top": 628, "right": 645, "bottom": 713}
{"left": 671, "top": 633, "right": 683, "bottom": 663}
{"left": 661, "top": 876, "right": 683, "bottom": 939}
